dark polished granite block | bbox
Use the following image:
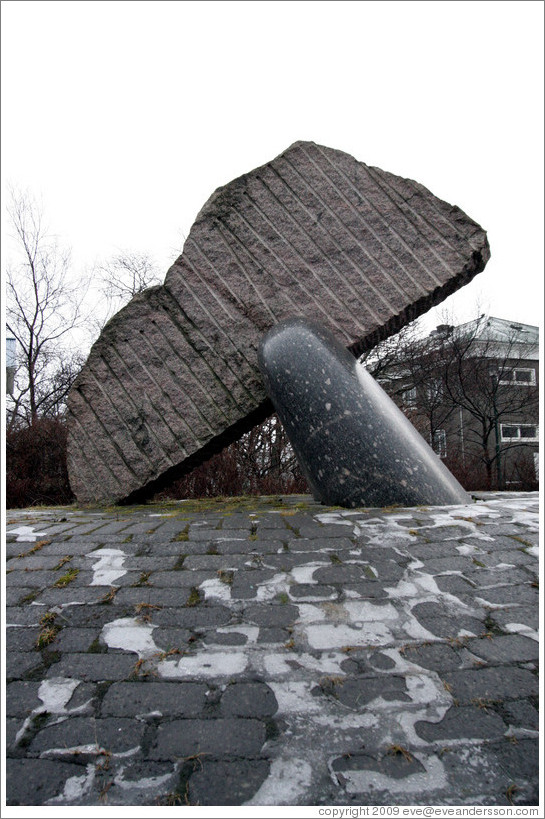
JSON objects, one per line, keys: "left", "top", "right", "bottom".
{"left": 258, "top": 318, "right": 470, "bottom": 508}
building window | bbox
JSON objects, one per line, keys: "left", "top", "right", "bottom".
{"left": 426, "top": 379, "right": 443, "bottom": 402}
{"left": 402, "top": 386, "right": 417, "bottom": 408}
{"left": 499, "top": 368, "right": 536, "bottom": 386}
{"left": 432, "top": 429, "right": 447, "bottom": 458}
{"left": 500, "top": 423, "right": 539, "bottom": 442}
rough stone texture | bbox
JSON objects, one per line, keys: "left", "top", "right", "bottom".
{"left": 259, "top": 317, "right": 470, "bottom": 507}
{"left": 66, "top": 141, "right": 490, "bottom": 503}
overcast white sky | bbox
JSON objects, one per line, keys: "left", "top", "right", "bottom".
{"left": 2, "top": 0, "right": 544, "bottom": 345}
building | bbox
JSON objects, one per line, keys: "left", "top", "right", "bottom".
{"left": 371, "top": 316, "right": 539, "bottom": 491}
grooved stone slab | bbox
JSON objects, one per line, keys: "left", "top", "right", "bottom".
{"left": 67, "top": 141, "right": 489, "bottom": 504}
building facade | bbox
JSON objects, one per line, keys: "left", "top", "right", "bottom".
{"left": 373, "top": 317, "right": 539, "bottom": 491}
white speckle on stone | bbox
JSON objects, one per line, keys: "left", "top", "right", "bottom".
{"left": 325, "top": 402, "right": 331, "bottom": 410}
{"left": 245, "top": 757, "right": 313, "bottom": 805}
{"left": 101, "top": 617, "right": 159, "bottom": 658}
{"left": 90, "top": 548, "right": 127, "bottom": 586}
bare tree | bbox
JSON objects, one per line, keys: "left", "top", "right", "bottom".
{"left": 90, "top": 250, "right": 163, "bottom": 334}
{"left": 366, "top": 314, "right": 539, "bottom": 490}
{"left": 5, "top": 187, "right": 89, "bottom": 428}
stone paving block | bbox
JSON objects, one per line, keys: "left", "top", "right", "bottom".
{"left": 401, "top": 642, "right": 463, "bottom": 672}
{"left": 320, "top": 675, "right": 411, "bottom": 708}
{"left": 147, "top": 570, "right": 214, "bottom": 588}
{"left": 434, "top": 574, "right": 476, "bottom": 595}
{"left": 467, "top": 634, "right": 539, "bottom": 664}
{"left": 442, "top": 666, "right": 538, "bottom": 704}
{"left": 330, "top": 749, "right": 426, "bottom": 786}
{"left": 488, "top": 606, "right": 539, "bottom": 632}
{"left": 6, "top": 608, "right": 44, "bottom": 626}
{"left": 188, "top": 528, "right": 227, "bottom": 541}
{"left": 122, "top": 556, "right": 179, "bottom": 571}
{"left": 6, "top": 758, "right": 88, "bottom": 805}
{"left": 101, "top": 681, "right": 208, "bottom": 717}
{"left": 312, "top": 565, "right": 365, "bottom": 584}
{"left": 404, "top": 540, "right": 466, "bottom": 559}
{"left": 6, "top": 588, "right": 42, "bottom": 606}
{"left": 502, "top": 700, "right": 539, "bottom": 731}
{"left": 112, "top": 586, "right": 194, "bottom": 606}
{"left": 6, "top": 652, "right": 45, "bottom": 680}
{"left": 411, "top": 602, "right": 485, "bottom": 639}
{"left": 182, "top": 554, "right": 250, "bottom": 571}
{"left": 5, "top": 627, "right": 41, "bottom": 653}
{"left": 220, "top": 515, "right": 253, "bottom": 529}
{"left": 343, "top": 582, "right": 389, "bottom": 599}
{"left": 230, "top": 571, "right": 277, "bottom": 599}
{"left": 488, "top": 737, "right": 539, "bottom": 784}
{"left": 474, "top": 584, "right": 538, "bottom": 607}
{"left": 289, "top": 584, "right": 337, "bottom": 600}
{"left": 205, "top": 631, "right": 249, "bottom": 645}
{"left": 52, "top": 605, "right": 132, "bottom": 629}
{"left": 153, "top": 605, "right": 232, "bottom": 629}
{"left": 187, "top": 758, "right": 271, "bottom": 806}
{"left": 153, "top": 718, "right": 267, "bottom": 758}
{"left": 423, "top": 556, "right": 480, "bottom": 573}
{"left": 152, "top": 627, "right": 193, "bottom": 650}
{"left": 220, "top": 682, "right": 278, "bottom": 717}
{"left": 54, "top": 627, "right": 103, "bottom": 653}
{"left": 46, "top": 653, "right": 136, "bottom": 681}
{"left": 243, "top": 603, "right": 300, "bottom": 627}
{"left": 257, "top": 626, "right": 291, "bottom": 643}
{"left": 29, "top": 715, "right": 145, "bottom": 754}
{"left": 290, "top": 536, "right": 355, "bottom": 552}
{"left": 464, "top": 567, "right": 531, "bottom": 587}
{"left": 6, "top": 681, "right": 42, "bottom": 717}
{"left": 415, "top": 704, "right": 506, "bottom": 741}
{"left": 298, "top": 524, "right": 356, "bottom": 539}
{"left": 477, "top": 549, "right": 537, "bottom": 568}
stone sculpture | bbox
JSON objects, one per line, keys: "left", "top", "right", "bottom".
{"left": 259, "top": 317, "right": 470, "bottom": 507}
{"left": 67, "top": 141, "right": 489, "bottom": 504}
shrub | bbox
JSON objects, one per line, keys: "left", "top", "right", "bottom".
{"left": 6, "top": 417, "right": 74, "bottom": 508}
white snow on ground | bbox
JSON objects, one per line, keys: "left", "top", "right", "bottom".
{"left": 7, "top": 525, "right": 48, "bottom": 542}
{"left": 245, "top": 757, "right": 313, "bottom": 805}
{"left": 158, "top": 650, "right": 248, "bottom": 678}
{"left": 336, "top": 754, "right": 448, "bottom": 796}
{"left": 15, "top": 677, "right": 92, "bottom": 745}
{"left": 503, "top": 622, "right": 539, "bottom": 642}
{"left": 90, "top": 547, "right": 127, "bottom": 586}
{"left": 199, "top": 576, "right": 232, "bottom": 601}
{"left": 102, "top": 617, "right": 159, "bottom": 658}
{"left": 45, "top": 764, "right": 96, "bottom": 804}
